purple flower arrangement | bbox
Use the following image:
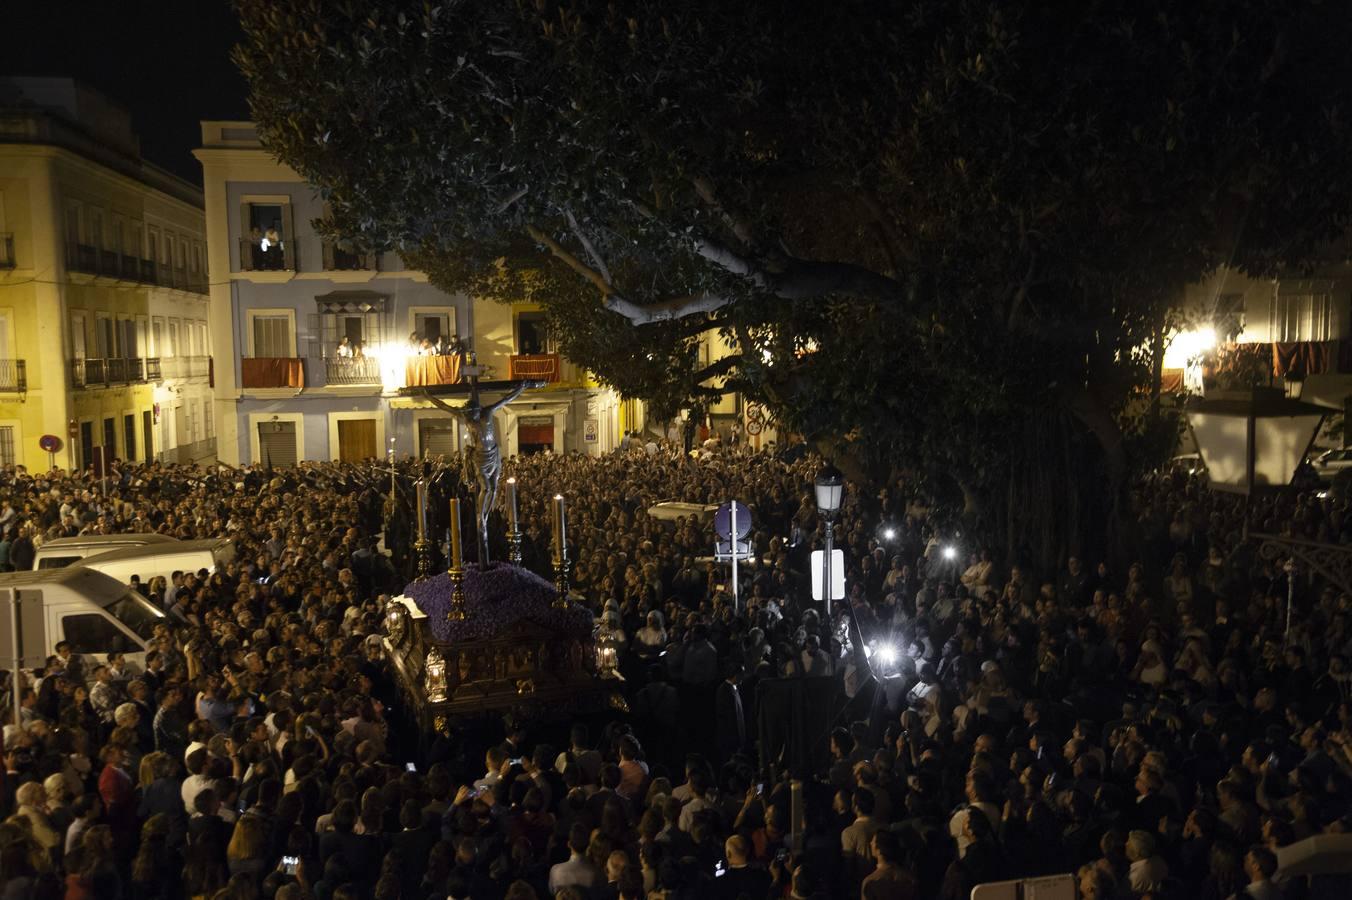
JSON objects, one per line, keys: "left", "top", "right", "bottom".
{"left": 403, "top": 564, "right": 595, "bottom": 643}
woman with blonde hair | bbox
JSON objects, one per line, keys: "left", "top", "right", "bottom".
{"left": 12, "top": 781, "right": 61, "bottom": 863}
{"left": 226, "top": 813, "right": 269, "bottom": 882}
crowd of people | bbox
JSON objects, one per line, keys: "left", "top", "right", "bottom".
{"left": 2, "top": 441, "right": 1352, "bottom": 900}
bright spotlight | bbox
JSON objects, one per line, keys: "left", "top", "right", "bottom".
{"left": 876, "top": 644, "right": 898, "bottom": 666}
{"left": 942, "top": 545, "right": 957, "bottom": 561}
{"left": 883, "top": 528, "right": 897, "bottom": 541}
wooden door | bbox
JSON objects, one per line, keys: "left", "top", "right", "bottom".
{"left": 337, "top": 419, "right": 377, "bottom": 463}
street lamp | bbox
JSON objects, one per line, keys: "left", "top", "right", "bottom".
{"left": 815, "top": 464, "right": 844, "bottom": 615}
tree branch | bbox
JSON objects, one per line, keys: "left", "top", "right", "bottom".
{"left": 602, "top": 291, "right": 731, "bottom": 325}
{"left": 1006, "top": 252, "right": 1039, "bottom": 329}
{"left": 494, "top": 187, "right": 529, "bottom": 215}
{"left": 525, "top": 223, "right": 612, "bottom": 295}
{"left": 692, "top": 354, "right": 742, "bottom": 385}
{"left": 691, "top": 175, "right": 755, "bottom": 248}
{"left": 564, "top": 208, "right": 613, "bottom": 285}
{"left": 527, "top": 222, "right": 734, "bottom": 325}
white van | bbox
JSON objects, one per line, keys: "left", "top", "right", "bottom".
{"left": 76, "top": 538, "right": 236, "bottom": 588}
{"left": 0, "top": 567, "right": 166, "bottom": 673}
{"left": 32, "top": 533, "right": 181, "bottom": 570}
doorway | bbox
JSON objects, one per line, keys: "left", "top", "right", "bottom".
{"left": 142, "top": 410, "right": 154, "bottom": 463}
{"left": 418, "top": 420, "right": 458, "bottom": 459}
{"left": 518, "top": 416, "right": 555, "bottom": 455}
{"left": 336, "top": 418, "right": 377, "bottom": 463}
{"left": 102, "top": 418, "right": 117, "bottom": 459}
{"left": 257, "top": 421, "right": 298, "bottom": 468}
{"left": 123, "top": 414, "right": 136, "bottom": 462}
{"left": 79, "top": 421, "right": 93, "bottom": 471}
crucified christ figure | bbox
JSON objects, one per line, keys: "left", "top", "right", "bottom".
{"left": 420, "top": 378, "right": 543, "bottom": 566}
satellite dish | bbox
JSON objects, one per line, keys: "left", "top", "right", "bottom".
{"left": 714, "top": 501, "right": 752, "bottom": 541}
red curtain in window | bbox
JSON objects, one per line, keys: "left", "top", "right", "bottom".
{"left": 518, "top": 423, "right": 554, "bottom": 445}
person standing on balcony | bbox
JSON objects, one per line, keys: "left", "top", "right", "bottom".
{"left": 248, "top": 226, "right": 264, "bottom": 270}
{"left": 263, "top": 223, "right": 283, "bottom": 269}
{"left": 336, "top": 337, "right": 354, "bottom": 359}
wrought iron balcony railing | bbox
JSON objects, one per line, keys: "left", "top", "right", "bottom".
{"left": 0, "top": 359, "right": 26, "bottom": 392}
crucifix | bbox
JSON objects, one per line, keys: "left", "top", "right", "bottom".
{"left": 402, "top": 357, "right": 544, "bottom": 567}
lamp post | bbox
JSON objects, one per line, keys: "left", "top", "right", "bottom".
{"left": 1185, "top": 388, "right": 1328, "bottom": 494}
{"left": 814, "top": 464, "right": 844, "bottom": 616}
{"left": 1185, "top": 387, "right": 1329, "bottom": 533}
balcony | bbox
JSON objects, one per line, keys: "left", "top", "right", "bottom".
{"left": 241, "top": 356, "right": 305, "bottom": 389}
{"left": 71, "top": 357, "right": 148, "bottom": 389}
{"left": 405, "top": 354, "right": 461, "bottom": 387}
{"left": 325, "top": 356, "right": 382, "bottom": 385}
{"left": 509, "top": 353, "right": 562, "bottom": 383}
{"left": 64, "top": 243, "right": 205, "bottom": 295}
{"left": 1, "top": 233, "right": 15, "bottom": 269}
{"left": 239, "top": 237, "right": 295, "bottom": 272}
{"left": 322, "top": 242, "right": 377, "bottom": 272}
{"left": 68, "top": 242, "right": 98, "bottom": 273}
{"left": 157, "top": 356, "right": 212, "bottom": 381}
{"left": 0, "top": 359, "right": 26, "bottom": 392}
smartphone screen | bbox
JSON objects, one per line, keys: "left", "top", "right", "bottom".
{"left": 406, "top": 762, "right": 417, "bottom": 773}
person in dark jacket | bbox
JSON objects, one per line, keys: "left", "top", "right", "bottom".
{"left": 715, "top": 663, "right": 747, "bottom": 762}
{"left": 9, "top": 524, "right": 35, "bottom": 571}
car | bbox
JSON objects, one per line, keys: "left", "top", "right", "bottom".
{"left": 1311, "top": 447, "right": 1352, "bottom": 481}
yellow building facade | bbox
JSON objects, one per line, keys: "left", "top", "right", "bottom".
{"left": 0, "top": 78, "right": 211, "bottom": 472}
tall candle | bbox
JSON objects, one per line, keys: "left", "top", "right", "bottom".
{"left": 449, "top": 498, "right": 463, "bottom": 569}
{"left": 506, "top": 477, "right": 519, "bottom": 530}
{"left": 552, "top": 494, "right": 566, "bottom": 563}
{"left": 415, "top": 480, "right": 427, "bottom": 541}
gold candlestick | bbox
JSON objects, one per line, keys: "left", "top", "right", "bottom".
{"left": 449, "top": 497, "right": 463, "bottom": 571}
{"left": 414, "top": 479, "right": 431, "bottom": 579}
{"left": 447, "top": 497, "right": 466, "bottom": 620}
{"left": 551, "top": 494, "right": 566, "bottom": 564}
{"left": 551, "top": 493, "right": 569, "bottom": 609}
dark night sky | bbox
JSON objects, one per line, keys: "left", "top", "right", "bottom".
{"left": 3, "top": 0, "right": 250, "bottom": 185}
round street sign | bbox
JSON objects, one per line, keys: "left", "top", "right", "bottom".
{"left": 39, "top": 434, "right": 63, "bottom": 453}
{"left": 714, "top": 500, "right": 753, "bottom": 541}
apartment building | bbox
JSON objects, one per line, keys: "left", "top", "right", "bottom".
{"left": 195, "top": 121, "right": 628, "bottom": 467}
{"left": 0, "top": 77, "right": 212, "bottom": 471}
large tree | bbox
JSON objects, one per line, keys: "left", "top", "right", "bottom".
{"left": 235, "top": 0, "right": 1352, "bottom": 565}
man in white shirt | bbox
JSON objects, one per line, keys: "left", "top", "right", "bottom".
{"left": 677, "top": 771, "right": 714, "bottom": 832}
{"left": 948, "top": 774, "right": 1001, "bottom": 855}
{"left": 841, "top": 789, "right": 882, "bottom": 888}
{"left": 1242, "top": 847, "right": 1283, "bottom": 900}
{"left": 180, "top": 747, "right": 214, "bottom": 813}
{"left": 473, "top": 744, "right": 508, "bottom": 792}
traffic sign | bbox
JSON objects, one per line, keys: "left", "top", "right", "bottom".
{"left": 38, "top": 435, "right": 62, "bottom": 453}
{"left": 714, "top": 500, "right": 752, "bottom": 540}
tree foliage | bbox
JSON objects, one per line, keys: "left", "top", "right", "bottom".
{"left": 235, "top": 0, "right": 1352, "bottom": 563}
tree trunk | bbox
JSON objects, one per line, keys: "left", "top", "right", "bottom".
{"left": 1148, "top": 328, "right": 1165, "bottom": 427}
